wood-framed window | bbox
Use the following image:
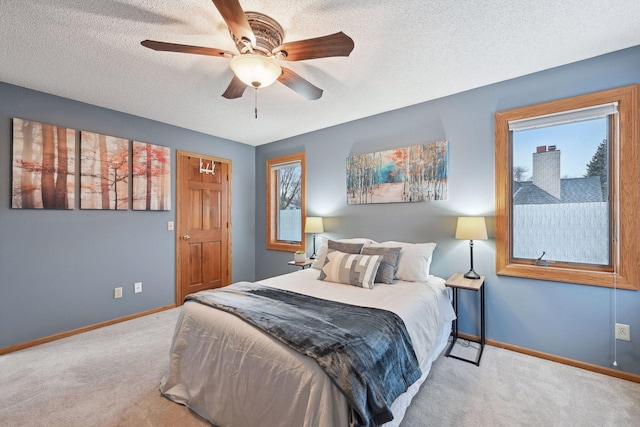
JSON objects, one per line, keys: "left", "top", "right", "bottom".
{"left": 266, "top": 152, "right": 306, "bottom": 252}
{"left": 495, "top": 85, "right": 639, "bottom": 290}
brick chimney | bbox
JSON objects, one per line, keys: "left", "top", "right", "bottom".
{"left": 532, "top": 145, "right": 561, "bottom": 199}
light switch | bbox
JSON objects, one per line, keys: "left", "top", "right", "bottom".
{"left": 167, "top": 221, "right": 174, "bottom": 231}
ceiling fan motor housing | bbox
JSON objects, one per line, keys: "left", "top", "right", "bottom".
{"left": 140, "top": 0, "right": 352, "bottom": 100}
{"left": 233, "top": 12, "right": 284, "bottom": 57}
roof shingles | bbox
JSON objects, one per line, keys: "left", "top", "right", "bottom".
{"left": 513, "top": 176, "right": 603, "bottom": 205}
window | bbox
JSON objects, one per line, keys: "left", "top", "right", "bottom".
{"left": 495, "top": 85, "right": 639, "bottom": 290}
{"left": 266, "top": 152, "right": 306, "bottom": 252}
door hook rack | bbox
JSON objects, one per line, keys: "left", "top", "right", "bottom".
{"left": 199, "top": 159, "right": 215, "bottom": 175}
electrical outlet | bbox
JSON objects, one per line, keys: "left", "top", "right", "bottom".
{"left": 114, "top": 287, "right": 123, "bottom": 299}
{"left": 134, "top": 282, "right": 143, "bottom": 294}
{"left": 615, "top": 323, "right": 630, "bottom": 341}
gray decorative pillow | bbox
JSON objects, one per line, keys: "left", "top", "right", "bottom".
{"left": 361, "top": 246, "right": 402, "bottom": 284}
{"left": 311, "top": 238, "right": 375, "bottom": 269}
{"left": 318, "top": 251, "right": 382, "bottom": 289}
{"left": 327, "top": 239, "right": 365, "bottom": 255}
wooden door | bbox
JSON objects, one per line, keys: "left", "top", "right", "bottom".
{"left": 176, "top": 151, "right": 231, "bottom": 304}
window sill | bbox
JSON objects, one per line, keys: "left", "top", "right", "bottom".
{"left": 497, "top": 262, "right": 638, "bottom": 290}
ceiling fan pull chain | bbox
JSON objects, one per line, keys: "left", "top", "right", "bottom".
{"left": 254, "top": 87, "right": 258, "bottom": 119}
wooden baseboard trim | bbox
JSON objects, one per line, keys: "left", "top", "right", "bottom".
{"left": 0, "top": 304, "right": 176, "bottom": 355}
{"left": 5, "top": 309, "right": 637, "bottom": 384}
{"left": 457, "top": 332, "right": 640, "bottom": 384}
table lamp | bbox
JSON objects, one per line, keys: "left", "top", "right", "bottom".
{"left": 455, "top": 216, "right": 487, "bottom": 279}
{"left": 304, "top": 217, "right": 324, "bottom": 259}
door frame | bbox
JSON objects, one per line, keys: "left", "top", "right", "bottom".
{"left": 175, "top": 150, "right": 232, "bottom": 305}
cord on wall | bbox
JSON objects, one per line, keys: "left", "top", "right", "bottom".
{"left": 613, "top": 274, "right": 618, "bottom": 367}
{"left": 612, "top": 110, "right": 621, "bottom": 368}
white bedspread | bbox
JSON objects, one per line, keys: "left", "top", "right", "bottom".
{"left": 160, "top": 269, "right": 455, "bottom": 427}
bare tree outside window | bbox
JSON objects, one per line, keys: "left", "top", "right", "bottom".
{"left": 276, "top": 164, "right": 302, "bottom": 242}
{"left": 278, "top": 166, "right": 301, "bottom": 210}
{"left": 513, "top": 166, "right": 529, "bottom": 182}
{"left": 266, "top": 153, "right": 306, "bottom": 253}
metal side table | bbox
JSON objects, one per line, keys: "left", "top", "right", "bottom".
{"left": 444, "top": 273, "right": 485, "bottom": 366}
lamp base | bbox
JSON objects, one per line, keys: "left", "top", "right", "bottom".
{"left": 463, "top": 269, "right": 481, "bottom": 280}
{"left": 310, "top": 233, "right": 318, "bottom": 259}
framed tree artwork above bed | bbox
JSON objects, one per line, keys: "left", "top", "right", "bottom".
{"left": 346, "top": 141, "right": 449, "bottom": 204}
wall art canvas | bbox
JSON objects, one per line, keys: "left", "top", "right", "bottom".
{"left": 132, "top": 141, "right": 171, "bottom": 210}
{"left": 80, "top": 131, "right": 129, "bottom": 210}
{"left": 346, "top": 141, "right": 449, "bottom": 204}
{"left": 12, "top": 118, "right": 76, "bottom": 209}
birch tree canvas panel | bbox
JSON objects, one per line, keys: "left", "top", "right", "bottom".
{"left": 346, "top": 141, "right": 448, "bottom": 204}
{"left": 12, "top": 118, "right": 76, "bottom": 209}
{"left": 132, "top": 141, "right": 171, "bottom": 211}
{"left": 80, "top": 131, "right": 129, "bottom": 210}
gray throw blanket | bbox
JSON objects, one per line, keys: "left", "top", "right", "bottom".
{"left": 185, "top": 282, "right": 421, "bottom": 427}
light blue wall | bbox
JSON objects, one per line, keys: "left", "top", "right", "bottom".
{"left": 255, "top": 45, "right": 640, "bottom": 375}
{"left": 2, "top": 45, "right": 639, "bottom": 376}
{"left": 0, "top": 82, "right": 256, "bottom": 349}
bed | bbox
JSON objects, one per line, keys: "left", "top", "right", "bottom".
{"left": 160, "top": 239, "right": 456, "bottom": 427}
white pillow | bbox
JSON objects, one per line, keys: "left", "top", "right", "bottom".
{"left": 311, "top": 237, "right": 377, "bottom": 269}
{"left": 371, "top": 241, "right": 436, "bottom": 282}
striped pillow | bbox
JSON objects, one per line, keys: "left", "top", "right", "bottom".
{"left": 318, "top": 251, "right": 382, "bottom": 289}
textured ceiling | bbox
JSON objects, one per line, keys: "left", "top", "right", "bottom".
{"left": 2, "top": 1, "right": 640, "bottom": 146}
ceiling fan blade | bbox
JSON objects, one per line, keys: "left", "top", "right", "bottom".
{"left": 273, "top": 32, "right": 354, "bottom": 61}
{"left": 211, "top": 0, "right": 256, "bottom": 47}
{"left": 278, "top": 67, "right": 323, "bottom": 100}
{"left": 222, "top": 75, "right": 247, "bottom": 99}
{"left": 141, "top": 40, "right": 234, "bottom": 58}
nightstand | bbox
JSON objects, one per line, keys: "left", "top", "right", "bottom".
{"left": 444, "top": 272, "right": 485, "bottom": 366}
{"left": 287, "top": 259, "right": 313, "bottom": 269}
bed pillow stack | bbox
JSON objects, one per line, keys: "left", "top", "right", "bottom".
{"left": 316, "top": 239, "right": 377, "bottom": 289}
{"left": 313, "top": 237, "right": 436, "bottom": 286}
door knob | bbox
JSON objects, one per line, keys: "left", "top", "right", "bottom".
{"left": 183, "top": 234, "right": 191, "bottom": 240}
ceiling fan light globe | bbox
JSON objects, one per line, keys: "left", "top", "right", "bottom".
{"left": 230, "top": 54, "right": 281, "bottom": 89}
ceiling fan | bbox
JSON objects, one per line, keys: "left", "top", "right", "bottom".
{"left": 141, "top": 0, "right": 355, "bottom": 101}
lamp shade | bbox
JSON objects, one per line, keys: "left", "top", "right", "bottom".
{"left": 304, "top": 217, "right": 324, "bottom": 233}
{"left": 229, "top": 54, "right": 282, "bottom": 88}
{"left": 455, "top": 217, "right": 487, "bottom": 240}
